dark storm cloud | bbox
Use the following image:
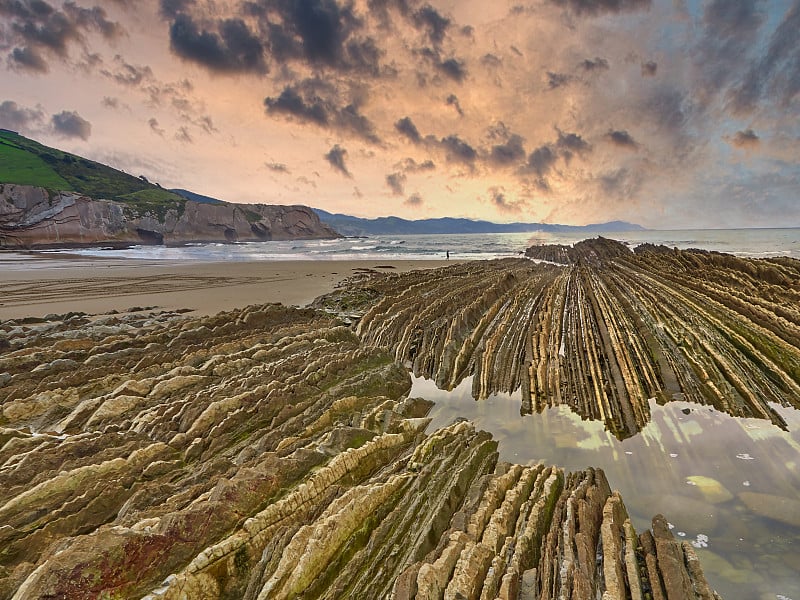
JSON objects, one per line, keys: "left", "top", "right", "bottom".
{"left": 51, "top": 109, "right": 91, "bottom": 140}
{"left": 438, "top": 57, "right": 466, "bottom": 81}
{"left": 264, "top": 80, "right": 379, "bottom": 143}
{"left": 641, "top": 60, "right": 657, "bottom": 77}
{"left": 404, "top": 192, "right": 423, "bottom": 206}
{"left": 606, "top": 129, "right": 638, "bottom": 149}
{"left": 526, "top": 145, "right": 557, "bottom": 180}
{"left": 729, "top": 128, "right": 760, "bottom": 148}
{"left": 0, "top": 99, "right": 44, "bottom": 131}
{"left": 490, "top": 134, "right": 525, "bottom": 165}
{"left": 1, "top": 0, "right": 123, "bottom": 71}
{"left": 579, "top": 57, "right": 609, "bottom": 72}
{"left": 446, "top": 94, "right": 463, "bottom": 116}
{"left": 169, "top": 13, "right": 267, "bottom": 74}
{"left": 547, "top": 72, "right": 571, "bottom": 89}
{"left": 439, "top": 134, "right": 476, "bottom": 163}
{"left": 412, "top": 4, "right": 450, "bottom": 46}
{"left": 556, "top": 129, "right": 591, "bottom": 159}
{"left": 325, "top": 144, "right": 351, "bottom": 177}
{"left": 549, "top": 0, "right": 652, "bottom": 17}
{"left": 395, "top": 116, "right": 421, "bottom": 142}
{"left": 9, "top": 46, "right": 48, "bottom": 71}
{"left": 729, "top": 0, "right": 800, "bottom": 114}
{"left": 386, "top": 171, "right": 406, "bottom": 195}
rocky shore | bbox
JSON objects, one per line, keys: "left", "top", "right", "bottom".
{"left": 0, "top": 184, "right": 340, "bottom": 248}
{"left": 316, "top": 238, "right": 800, "bottom": 440}
{"left": 0, "top": 295, "right": 722, "bottom": 598}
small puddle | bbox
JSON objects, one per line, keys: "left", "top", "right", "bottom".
{"left": 413, "top": 375, "right": 800, "bottom": 600}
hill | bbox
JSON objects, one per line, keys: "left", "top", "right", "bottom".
{"left": 0, "top": 129, "right": 186, "bottom": 220}
{"left": 312, "top": 208, "right": 644, "bottom": 236}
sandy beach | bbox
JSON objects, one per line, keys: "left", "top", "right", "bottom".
{"left": 0, "top": 254, "right": 451, "bottom": 320}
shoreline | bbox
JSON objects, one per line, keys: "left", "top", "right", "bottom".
{"left": 0, "top": 258, "right": 454, "bottom": 320}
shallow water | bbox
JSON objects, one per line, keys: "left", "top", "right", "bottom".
{"left": 30, "top": 227, "right": 800, "bottom": 262}
{"left": 415, "top": 376, "right": 800, "bottom": 600}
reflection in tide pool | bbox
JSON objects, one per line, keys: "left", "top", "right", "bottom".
{"left": 414, "top": 376, "right": 800, "bottom": 600}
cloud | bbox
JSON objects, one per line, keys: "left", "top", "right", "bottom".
{"left": 404, "top": 192, "right": 423, "bottom": 206}
{"left": 395, "top": 116, "right": 421, "bottom": 142}
{"left": 169, "top": 13, "right": 267, "bottom": 74}
{"left": 325, "top": 144, "right": 351, "bottom": 177}
{"left": 51, "top": 109, "right": 91, "bottom": 140}
{"left": 490, "top": 134, "right": 526, "bottom": 165}
{"left": 264, "top": 80, "right": 379, "bottom": 143}
{"left": 437, "top": 57, "right": 466, "bottom": 82}
{"left": 102, "top": 96, "right": 120, "bottom": 109}
{"left": 8, "top": 46, "right": 49, "bottom": 72}
{"left": 641, "top": 60, "right": 657, "bottom": 77}
{"left": 446, "top": 93, "right": 463, "bottom": 116}
{"left": 579, "top": 57, "right": 609, "bottom": 72}
{"left": 175, "top": 125, "right": 192, "bottom": 143}
{"left": 1, "top": 0, "right": 123, "bottom": 72}
{"left": 549, "top": 0, "right": 652, "bottom": 17}
{"left": 439, "top": 134, "right": 477, "bottom": 163}
{"left": 398, "top": 157, "right": 435, "bottom": 172}
{"left": 556, "top": 129, "right": 591, "bottom": 161}
{"left": 606, "top": 129, "right": 638, "bottom": 149}
{"left": 488, "top": 187, "right": 525, "bottom": 214}
{"left": 148, "top": 117, "right": 165, "bottom": 136}
{"left": 160, "top": 0, "right": 194, "bottom": 19}
{"left": 386, "top": 171, "right": 406, "bottom": 195}
{"left": 547, "top": 71, "right": 571, "bottom": 89}
{"left": 0, "top": 100, "right": 44, "bottom": 132}
{"left": 524, "top": 145, "right": 557, "bottom": 190}
{"left": 101, "top": 56, "right": 153, "bottom": 86}
{"left": 413, "top": 4, "right": 450, "bottom": 46}
{"left": 728, "top": 1, "right": 800, "bottom": 114}
{"left": 728, "top": 128, "right": 760, "bottom": 148}
{"left": 265, "top": 161, "right": 290, "bottom": 173}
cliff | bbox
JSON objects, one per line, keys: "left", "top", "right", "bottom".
{"left": 0, "top": 184, "right": 340, "bottom": 248}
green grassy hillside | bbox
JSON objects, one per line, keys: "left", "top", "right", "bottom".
{"left": 0, "top": 130, "right": 186, "bottom": 221}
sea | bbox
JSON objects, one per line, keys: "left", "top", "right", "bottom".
{"left": 30, "top": 227, "right": 800, "bottom": 262}
{"left": 11, "top": 227, "right": 800, "bottom": 599}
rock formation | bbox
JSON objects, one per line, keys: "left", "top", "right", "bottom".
{"left": 0, "top": 184, "right": 340, "bottom": 248}
{"left": 0, "top": 302, "right": 721, "bottom": 598}
{"left": 317, "top": 239, "right": 800, "bottom": 439}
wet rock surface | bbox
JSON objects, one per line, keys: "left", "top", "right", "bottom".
{"left": 0, "top": 301, "right": 721, "bottom": 598}
{"left": 316, "top": 239, "right": 800, "bottom": 439}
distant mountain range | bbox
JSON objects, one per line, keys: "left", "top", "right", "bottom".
{"left": 312, "top": 208, "right": 645, "bottom": 236}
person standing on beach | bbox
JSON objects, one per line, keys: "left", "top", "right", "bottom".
{"left": 446, "top": 251, "right": 450, "bottom": 260}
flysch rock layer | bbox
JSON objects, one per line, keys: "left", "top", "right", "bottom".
{"left": 0, "top": 302, "right": 721, "bottom": 598}
{"left": 0, "top": 184, "right": 340, "bottom": 248}
{"left": 315, "top": 238, "right": 800, "bottom": 440}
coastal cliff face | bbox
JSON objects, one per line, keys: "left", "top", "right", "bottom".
{"left": 0, "top": 184, "right": 340, "bottom": 248}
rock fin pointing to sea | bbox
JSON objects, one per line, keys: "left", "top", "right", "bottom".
{"left": 0, "top": 300, "right": 722, "bottom": 598}
{"left": 316, "top": 238, "right": 800, "bottom": 440}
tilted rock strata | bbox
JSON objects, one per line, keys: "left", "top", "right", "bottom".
{"left": 0, "top": 304, "right": 720, "bottom": 598}
{"left": 317, "top": 240, "right": 800, "bottom": 439}
{"left": 0, "top": 184, "right": 340, "bottom": 248}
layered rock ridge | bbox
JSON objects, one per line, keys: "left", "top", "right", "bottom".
{"left": 0, "top": 184, "right": 340, "bottom": 248}
{"left": 317, "top": 239, "right": 800, "bottom": 439}
{"left": 0, "top": 303, "right": 720, "bottom": 598}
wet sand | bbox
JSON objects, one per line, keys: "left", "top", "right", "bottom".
{"left": 0, "top": 255, "right": 452, "bottom": 320}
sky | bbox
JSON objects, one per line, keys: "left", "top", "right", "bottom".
{"left": 0, "top": 0, "right": 798, "bottom": 228}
